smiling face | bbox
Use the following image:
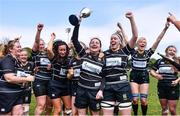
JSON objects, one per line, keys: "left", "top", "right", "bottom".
{"left": 165, "top": 45, "right": 177, "bottom": 58}
{"left": 58, "top": 45, "right": 67, "bottom": 58}
{"left": 9, "top": 41, "right": 22, "bottom": 57}
{"left": 89, "top": 38, "right": 101, "bottom": 54}
{"left": 110, "top": 35, "right": 121, "bottom": 51}
{"left": 39, "top": 39, "right": 45, "bottom": 52}
{"left": 137, "top": 37, "right": 147, "bottom": 52}
{"left": 19, "top": 50, "right": 28, "bottom": 63}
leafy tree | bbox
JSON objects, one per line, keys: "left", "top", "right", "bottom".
{"left": 23, "top": 47, "right": 32, "bottom": 60}
{"left": 149, "top": 58, "right": 157, "bottom": 69}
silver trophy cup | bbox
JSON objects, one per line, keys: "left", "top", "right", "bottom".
{"left": 69, "top": 7, "right": 91, "bottom": 26}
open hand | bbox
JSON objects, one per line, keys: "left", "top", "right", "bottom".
{"left": 96, "top": 90, "right": 103, "bottom": 100}
{"left": 171, "top": 79, "right": 179, "bottom": 86}
{"left": 47, "top": 64, "right": 51, "bottom": 70}
{"left": 156, "top": 74, "right": 163, "bottom": 80}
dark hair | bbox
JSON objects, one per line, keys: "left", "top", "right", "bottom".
{"left": 165, "top": 45, "right": 179, "bottom": 63}
{"left": 89, "top": 37, "right": 102, "bottom": 47}
{"left": 53, "top": 40, "right": 69, "bottom": 59}
{"left": 165, "top": 45, "right": 177, "bottom": 54}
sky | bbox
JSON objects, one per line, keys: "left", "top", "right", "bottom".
{"left": 0, "top": 0, "right": 180, "bottom": 58}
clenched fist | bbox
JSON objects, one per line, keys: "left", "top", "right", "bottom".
{"left": 125, "top": 12, "right": 134, "bottom": 19}
{"left": 37, "top": 23, "right": 44, "bottom": 31}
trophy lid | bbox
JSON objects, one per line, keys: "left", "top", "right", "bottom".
{"left": 69, "top": 14, "right": 79, "bottom": 26}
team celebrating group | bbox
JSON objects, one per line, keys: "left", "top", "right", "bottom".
{"left": 0, "top": 11, "right": 180, "bottom": 116}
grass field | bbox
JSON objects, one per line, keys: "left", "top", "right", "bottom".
{"left": 29, "top": 77, "right": 180, "bottom": 115}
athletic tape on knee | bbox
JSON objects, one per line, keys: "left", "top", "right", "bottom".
{"left": 140, "top": 93, "right": 148, "bottom": 99}
{"left": 118, "top": 102, "right": 132, "bottom": 110}
{"left": 101, "top": 101, "right": 115, "bottom": 110}
{"left": 132, "top": 93, "right": 139, "bottom": 98}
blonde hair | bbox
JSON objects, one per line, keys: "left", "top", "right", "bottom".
{"left": 137, "top": 37, "right": 146, "bottom": 44}
{"left": 0, "top": 44, "right": 5, "bottom": 58}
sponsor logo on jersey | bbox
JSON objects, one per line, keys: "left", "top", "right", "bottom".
{"left": 106, "top": 57, "right": 122, "bottom": 66}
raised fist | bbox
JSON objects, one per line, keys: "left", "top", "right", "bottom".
{"left": 37, "top": 23, "right": 44, "bottom": 31}
{"left": 51, "top": 33, "right": 56, "bottom": 40}
{"left": 167, "top": 13, "right": 176, "bottom": 23}
{"left": 125, "top": 12, "right": 133, "bottom": 19}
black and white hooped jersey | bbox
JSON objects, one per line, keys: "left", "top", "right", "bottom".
{"left": 130, "top": 48, "right": 154, "bottom": 71}
{"left": 71, "top": 25, "right": 105, "bottom": 90}
{"left": 152, "top": 58, "right": 178, "bottom": 85}
{"left": 51, "top": 57, "right": 70, "bottom": 80}
{"left": 32, "top": 51, "right": 51, "bottom": 80}
{"left": 16, "top": 62, "right": 34, "bottom": 88}
{"left": 0, "top": 54, "right": 23, "bottom": 92}
{"left": 78, "top": 54, "right": 105, "bottom": 90}
{"left": 16, "top": 62, "right": 34, "bottom": 77}
{"left": 69, "top": 58, "right": 81, "bottom": 81}
{"left": 104, "top": 44, "right": 133, "bottom": 84}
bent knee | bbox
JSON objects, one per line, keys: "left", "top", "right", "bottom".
{"left": 132, "top": 93, "right": 139, "bottom": 104}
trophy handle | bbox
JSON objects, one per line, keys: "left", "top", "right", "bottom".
{"left": 80, "top": 7, "right": 91, "bottom": 18}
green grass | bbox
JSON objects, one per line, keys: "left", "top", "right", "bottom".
{"left": 29, "top": 76, "right": 180, "bottom": 115}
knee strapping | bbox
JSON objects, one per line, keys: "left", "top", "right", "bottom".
{"left": 118, "top": 102, "right": 132, "bottom": 110}
{"left": 132, "top": 93, "right": 139, "bottom": 98}
{"left": 101, "top": 101, "right": 115, "bottom": 110}
{"left": 140, "top": 93, "right": 148, "bottom": 99}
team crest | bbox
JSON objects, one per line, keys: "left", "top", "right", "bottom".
{"left": 123, "top": 94, "right": 127, "bottom": 100}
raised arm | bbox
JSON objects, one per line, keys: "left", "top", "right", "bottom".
{"left": 126, "top": 12, "right": 138, "bottom": 48}
{"left": 151, "top": 22, "right": 170, "bottom": 50}
{"left": 71, "top": 25, "right": 86, "bottom": 57}
{"left": 158, "top": 53, "right": 180, "bottom": 71}
{"left": 117, "top": 22, "right": 129, "bottom": 45}
{"left": 167, "top": 13, "right": 180, "bottom": 31}
{"left": 32, "top": 24, "right": 44, "bottom": 52}
{"left": 47, "top": 33, "right": 56, "bottom": 60}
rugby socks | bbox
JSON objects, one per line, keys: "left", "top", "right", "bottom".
{"left": 132, "top": 104, "right": 138, "bottom": 115}
{"left": 114, "top": 105, "right": 119, "bottom": 115}
{"left": 141, "top": 105, "right": 147, "bottom": 116}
